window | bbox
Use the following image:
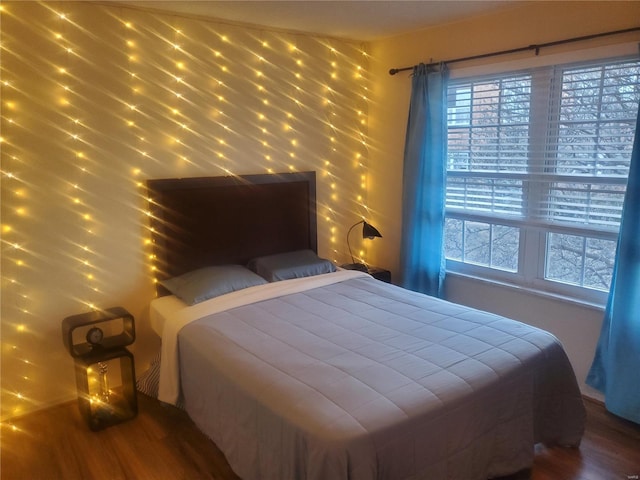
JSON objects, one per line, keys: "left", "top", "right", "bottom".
{"left": 445, "top": 57, "right": 640, "bottom": 304}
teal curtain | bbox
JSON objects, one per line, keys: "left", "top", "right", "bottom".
{"left": 586, "top": 105, "right": 640, "bottom": 424}
{"left": 399, "top": 63, "right": 448, "bottom": 297}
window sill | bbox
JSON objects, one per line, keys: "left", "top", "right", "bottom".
{"left": 445, "top": 271, "right": 606, "bottom": 313}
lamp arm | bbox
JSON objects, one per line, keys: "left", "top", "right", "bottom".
{"left": 346, "top": 220, "right": 364, "bottom": 264}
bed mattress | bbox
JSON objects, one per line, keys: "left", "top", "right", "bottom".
{"left": 159, "top": 273, "right": 585, "bottom": 480}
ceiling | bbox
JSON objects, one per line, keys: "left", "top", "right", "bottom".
{"left": 115, "top": 1, "right": 526, "bottom": 41}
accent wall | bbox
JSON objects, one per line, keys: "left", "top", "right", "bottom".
{"left": 0, "top": 1, "right": 370, "bottom": 420}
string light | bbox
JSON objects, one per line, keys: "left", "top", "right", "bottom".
{"left": 1, "top": 1, "right": 371, "bottom": 422}
{"left": 0, "top": 6, "right": 34, "bottom": 420}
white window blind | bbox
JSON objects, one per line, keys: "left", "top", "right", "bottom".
{"left": 541, "top": 61, "right": 639, "bottom": 230}
{"left": 447, "top": 74, "right": 531, "bottom": 219}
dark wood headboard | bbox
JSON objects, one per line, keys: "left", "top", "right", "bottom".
{"left": 146, "top": 172, "right": 317, "bottom": 289}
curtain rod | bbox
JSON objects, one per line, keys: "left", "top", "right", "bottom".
{"left": 388, "top": 26, "right": 640, "bottom": 76}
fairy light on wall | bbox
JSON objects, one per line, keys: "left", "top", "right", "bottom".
{"left": 289, "top": 41, "right": 304, "bottom": 172}
{"left": 256, "top": 35, "right": 272, "bottom": 173}
{"left": 1, "top": 4, "right": 23, "bottom": 421}
{"left": 125, "top": 19, "right": 143, "bottom": 186}
{"left": 322, "top": 41, "right": 340, "bottom": 259}
{"left": 1, "top": 26, "right": 35, "bottom": 419}
{"left": 124, "top": 19, "right": 157, "bottom": 284}
{"left": 355, "top": 46, "right": 372, "bottom": 264}
{"left": 211, "top": 30, "right": 232, "bottom": 173}
{"left": 358, "top": 47, "right": 371, "bottom": 217}
{"left": 170, "top": 26, "right": 187, "bottom": 168}
{"left": 55, "top": 9, "right": 100, "bottom": 311}
{"left": 285, "top": 37, "right": 302, "bottom": 174}
{"left": 1, "top": 2, "right": 370, "bottom": 422}
{"left": 317, "top": 41, "right": 373, "bottom": 265}
{"left": 1, "top": 3, "right": 47, "bottom": 419}
{"left": 127, "top": 19, "right": 159, "bottom": 175}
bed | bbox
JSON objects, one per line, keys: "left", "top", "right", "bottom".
{"left": 145, "top": 171, "right": 585, "bottom": 480}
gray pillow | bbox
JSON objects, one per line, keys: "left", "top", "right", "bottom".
{"left": 160, "top": 265, "right": 267, "bottom": 305}
{"left": 248, "top": 249, "right": 336, "bottom": 282}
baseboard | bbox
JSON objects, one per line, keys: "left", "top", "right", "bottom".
{"left": 582, "top": 393, "right": 605, "bottom": 408}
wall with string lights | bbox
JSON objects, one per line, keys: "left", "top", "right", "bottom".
{"left": 0, "top": 2, "right": 371, "bottom": 421}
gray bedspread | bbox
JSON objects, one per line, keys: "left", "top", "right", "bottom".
{"left": 178, "top": 276, "right": 585, "bottom": 480}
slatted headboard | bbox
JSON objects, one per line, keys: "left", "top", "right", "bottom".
{"left": 146, "top": 171, "right": 317, "bottom": 293}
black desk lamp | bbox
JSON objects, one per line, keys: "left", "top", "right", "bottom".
{"left": 343, "top": 220, "right": 382, "bottom": 272}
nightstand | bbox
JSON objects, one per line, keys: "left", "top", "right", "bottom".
{"left": 73, "top": 347, "right": 138, "bottom": 431}
{"left": 341, "top": 263, "right": 391, "bottom": 283}
{"left": 367, "top": 266, "right": 391, "bottom": 283}
{"left": 62, "top": 307, "right": 138, "bottom": 431}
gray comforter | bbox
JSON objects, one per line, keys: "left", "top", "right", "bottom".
{"left": 178, "top": 276, "right": 585, "bottom": 480}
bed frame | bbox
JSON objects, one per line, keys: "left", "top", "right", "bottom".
{"left": 145, "top": 170, "right": 586, "bottom": 480}
{"left": 146, "top": 171, "right": 317, "bottom": 293}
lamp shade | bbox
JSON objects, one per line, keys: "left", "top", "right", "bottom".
{"left": 362, "top": 221, "right": 382, "bottom": 240}
{"left": 346, "top": 219, "right": 383, "bottom": 266}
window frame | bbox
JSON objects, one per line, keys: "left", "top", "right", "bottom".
{"left": 444, "top": 54, "right": 639, "bottom": 307}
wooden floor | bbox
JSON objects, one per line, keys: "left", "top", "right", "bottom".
{"left": 1, "top": 394, "right": 639, "bottom": 479}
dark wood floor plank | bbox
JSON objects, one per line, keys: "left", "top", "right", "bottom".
{"left": 531, "top": 397, "right": 640, "bottom": 480}
{"left": 1, "top": 394, "right": 638, "bottom": 479}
